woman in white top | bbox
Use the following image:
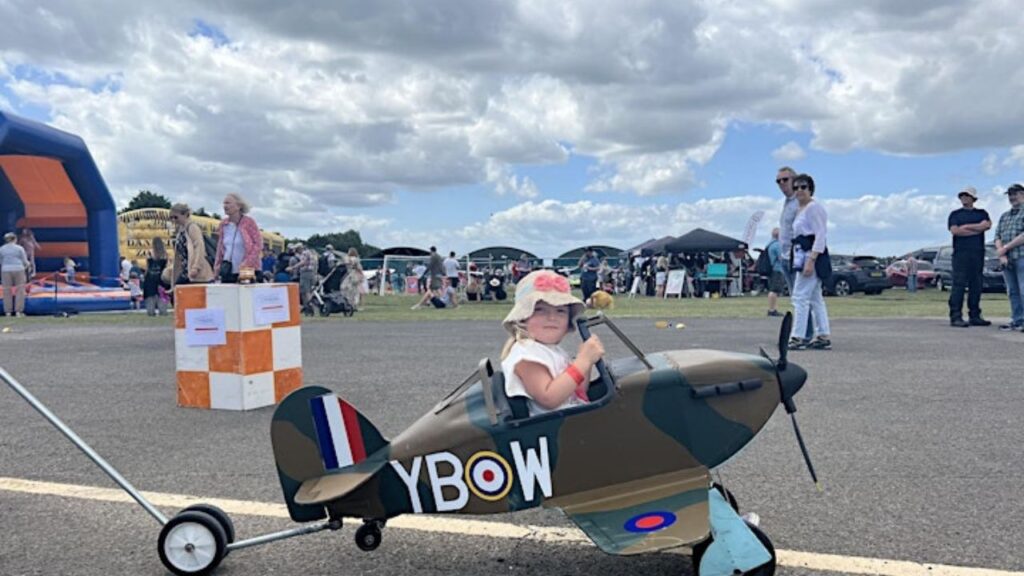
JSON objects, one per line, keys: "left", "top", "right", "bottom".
{"left": 788, "top": 174, "right": 832, "bottom": 350}
{"left": 1, "top": 232, "right": 30, "bottom": 316}
{"left": 500, "top": 270, "right": 605, "bottom": 417}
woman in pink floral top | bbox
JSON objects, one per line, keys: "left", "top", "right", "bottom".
{"left": 214, "top": 193, "right": 262, "bottom": 283}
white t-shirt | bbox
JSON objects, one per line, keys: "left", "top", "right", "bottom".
{"left": 120, "top": 259, "right": 132, "bottom": 280}
{"left": 412, "top": 264, "right": 426, "bottom": 278}
{"left": 501, "top": 340, "right": 585, "bottom": 416}
{"left": 222, "top": 221, "right": 246, "bottom": 273}
{"left": 443, "top": 257, "right": 460, "bottom": 278}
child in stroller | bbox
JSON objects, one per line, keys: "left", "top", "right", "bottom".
{"left": 303, "top": 258, "right": 355, "bottom": 317}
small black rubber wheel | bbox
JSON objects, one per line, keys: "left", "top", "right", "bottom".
{"left": 183, "top": 503, "right": 235, "bottom": 544}
{"left": 711, "top": 483, "right": 739, "bottom": 513}
{"left": 158, "top": 510, "right": 227, "bottom": 576}
{"left": 691, "top": 520, "right": 775, "bottom": 576}
{"left": 355, "top": 522, "right": 382, "bottom": 552}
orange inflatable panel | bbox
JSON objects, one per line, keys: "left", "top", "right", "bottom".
{"left": 36, "top": 242, "right": 90, "bottom": 258}
{"left": 0, "top": 155, "right": 88, "bottom": 228}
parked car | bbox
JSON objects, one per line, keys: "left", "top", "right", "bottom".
{"left": 824, "top": 255, "right": 892, "bottom": 296}
{"left": 886, "top": 259, "right": 936, "bottom": 288}
{"left": 908, "top": 246, "right": 943, "bottom": 265}
{"left": 931, "top": 244, "right": 1006, "bottom": 293}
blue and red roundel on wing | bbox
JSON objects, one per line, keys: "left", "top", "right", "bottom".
{"left": 623, "top": 511, "right": 677, "bottom": 533}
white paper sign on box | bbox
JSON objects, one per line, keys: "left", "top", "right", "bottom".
{"left": 185, "top": 308, "right": 227, "bottom": 347}
{"left": 252, "top": 286, "right": 291, "bottom": 326}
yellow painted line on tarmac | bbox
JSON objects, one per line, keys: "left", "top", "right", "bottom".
{"left": 2, "top": 476, "right": 1022, "bottom": 576}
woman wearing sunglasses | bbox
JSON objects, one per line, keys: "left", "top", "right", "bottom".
{"left": 788, "top": 174, "right": 832, "bottom": 350}
{"left": 169, "top": 203, "right": 214, "bottom": 287}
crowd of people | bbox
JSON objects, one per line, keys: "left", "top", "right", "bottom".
{"left": 4, "top": 175, "right": 1024, "bottom": 330}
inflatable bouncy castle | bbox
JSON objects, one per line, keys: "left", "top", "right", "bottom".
{"left": 118, "top": 208, "right": 286, "bottom": 267}
{"left": 1, "top": 111, "right": 130, "bottom": 314}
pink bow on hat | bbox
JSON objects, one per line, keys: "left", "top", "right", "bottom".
{"left": 534, "top": 274, "right": 569, "bottom": 293}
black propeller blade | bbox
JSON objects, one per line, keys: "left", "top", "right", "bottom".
{"left": 770, "top": 312, "right": 821, "bottom": 491}
{"left": 777, "top": 310, "right": 792, "bottom": 371}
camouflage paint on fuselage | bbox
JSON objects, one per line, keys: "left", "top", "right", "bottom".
{"left": 274, "top": 345, "right": 793, "bottom": 549}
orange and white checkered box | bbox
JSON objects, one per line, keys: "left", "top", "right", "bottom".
{"left": 174, "top": 283, "right": 302, "bottom": 410}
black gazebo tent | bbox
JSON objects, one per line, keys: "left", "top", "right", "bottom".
{"left": 366, "top": 246, "right": 430, "bottom": 258}
{"left": 665, "top": 228, "right": 746, "bottom": 253}
{"left": 466, "top": 246, "right": 537, "bottom": 261}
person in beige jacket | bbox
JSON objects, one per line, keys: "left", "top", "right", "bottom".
{"left": 168, "top": 203, "right": 214, "bottom": 286}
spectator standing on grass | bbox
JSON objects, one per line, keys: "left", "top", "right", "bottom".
{"left": 777, "top": 165, "right": 813, "bottom": 338}
{"left": 143, "top": 237, "right": 169, "bottom": 316}
{"left": 342, "top": 247, "right": 364, "bottom": 311}
{"left": 905, "top": 254, "right": 919, "bottom": 294}
{"left": 287, "top": 243, "right": 317, "bottom": 307}
{"left": 1, "top": 231, "right": 29, "bottom": 317}
{"left": 578, "top": 248, "right": 601, "bottom": 303}
{"left": 515, "top": 253, "right": 533, "bottom": 283}
{"left": 947, "top": 186, "right": 991, "bottom": 328}
{"left": 655, "top": 253, "right": 669, "bottom": 298}
{"left": 427, "top": 246, "right": 444, "bottom": 293}
{"left": 413, "top": 261, "right": 427, "bottom": 294}
{"left": 444, "top": 251, "right": 461, "bottom": 289}
{"left": 765, "top": 228, "right": 785, "bottom": 316}
{"left": 788, "top": 173, "right": 832, "bottom": 351}
{"left": 995, "top": 183, "right": 1024, "bottom": 332}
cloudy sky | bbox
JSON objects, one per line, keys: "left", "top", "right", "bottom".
{"left": 2, "top": 0, "right": 1023, "bottom": 257}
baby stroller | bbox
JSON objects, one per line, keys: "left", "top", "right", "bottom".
{"left": 303, "top": 260, "right": 355, "bottom": 317}
{"left": 483, "top": 269, "right": 508, "bottom": 301}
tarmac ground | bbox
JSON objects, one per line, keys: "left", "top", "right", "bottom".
{"left": 1, "top": 315, "right": 1022, "bottom": 575}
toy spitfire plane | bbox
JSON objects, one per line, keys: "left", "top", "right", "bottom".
{"left": 1, "top": 313, "right": 815, "bottom": 576}
{"left": 252, "top": 313, "right": 813, "bottom": 576}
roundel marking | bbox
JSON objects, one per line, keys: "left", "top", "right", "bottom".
{"left": 464, "top": 451, "right": 514, "bottom": 501}
{"left": 624, "top": 511, "right": 677, "bottom": 533}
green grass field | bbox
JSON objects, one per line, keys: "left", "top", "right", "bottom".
{"left": 1, "top": 287, "right": 1009, "bottom": 325}
{"left": 344, "top": 287, "right": 1010, "bottom": 322}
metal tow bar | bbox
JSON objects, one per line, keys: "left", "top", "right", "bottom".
{"left": 1, "top": 366, "right": 340, "bottom": 575}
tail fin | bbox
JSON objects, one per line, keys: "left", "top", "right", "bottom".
{"left": 271, "top": 386, "right": 388, "bottom": 521}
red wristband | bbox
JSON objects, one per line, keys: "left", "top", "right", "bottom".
{"left": 565, "top": 364, "right": 585, "bottom": 386}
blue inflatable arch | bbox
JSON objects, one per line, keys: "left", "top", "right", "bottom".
{"left": 0, "top": 111, "right": 119, "bottom": 286}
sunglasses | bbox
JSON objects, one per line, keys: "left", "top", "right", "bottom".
{"left": 775, "top": 177, "right": 790, "bottom": 184}
{"left": 794, "top": 184, "right": 811, "bottom": 191}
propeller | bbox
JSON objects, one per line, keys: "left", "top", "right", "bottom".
{"left": 762, "top": 312, "right": 822, "bottom": 491}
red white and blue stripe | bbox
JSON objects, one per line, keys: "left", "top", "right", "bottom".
{"left": 310, "top": 394, "right": 367, "bottom": 471}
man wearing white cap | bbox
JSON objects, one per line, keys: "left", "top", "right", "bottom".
{"left": 947, "top": 186, "right": 991, "bottom": 327}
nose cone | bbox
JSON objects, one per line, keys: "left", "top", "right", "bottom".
{"left": 779, "top": 362, "right": 808, "bottom": 404}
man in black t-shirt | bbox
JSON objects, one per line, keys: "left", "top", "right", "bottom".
{"left": 947, "top": 186, "right": 992, "bottom": 327}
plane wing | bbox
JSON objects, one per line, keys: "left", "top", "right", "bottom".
{"left": 546, "top": 469, "right": 711, "bottom": 556}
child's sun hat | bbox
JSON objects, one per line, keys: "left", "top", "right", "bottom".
{"left": 502, "top": 270, "right": 584, "bottom": 336}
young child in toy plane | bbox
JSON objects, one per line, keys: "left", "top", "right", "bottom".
{"left": 148, "top": 270, "right": 818, "bottom": 576}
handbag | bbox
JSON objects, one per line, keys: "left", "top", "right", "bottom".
{"left": 218, "top": 260, "right": 234, "bottom": 282}
{"left": 814, "top": 249, "right": 832, "bottom": 280}
{"left": 219, "top": 218, "right": 242, "bottom": 282}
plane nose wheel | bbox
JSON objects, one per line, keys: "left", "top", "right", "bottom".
{"left": 355, "top": 519, "right": 385, "bottom": 552}
{"left": 158, "top": 510, "right": 228, "bottom": 575}
{"left": 692, "top": 520, "right": 776, "bottom": 576}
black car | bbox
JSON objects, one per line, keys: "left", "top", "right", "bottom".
{"left": 824, "top": 255, "right": 892, "bottom": 296}
{"left": 931, "top": 245, "right": 1006, "bottom": 293}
